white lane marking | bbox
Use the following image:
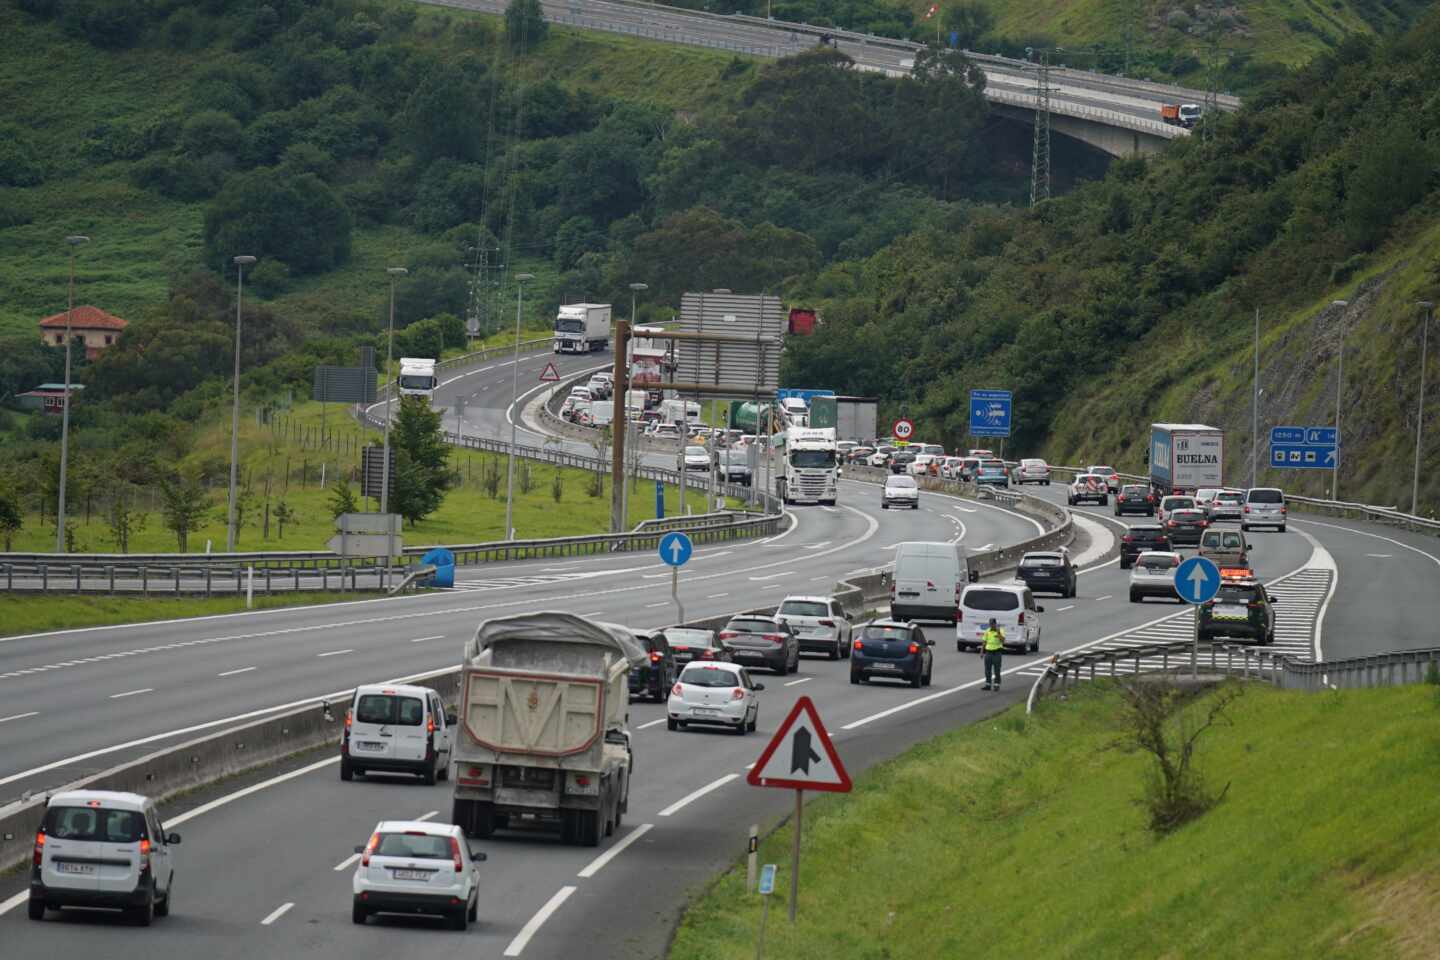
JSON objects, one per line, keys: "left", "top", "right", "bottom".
{"left": 504, "top": 885, "right": 578, "bottom": 957}
{"left": 316, "top": 649, "right": 353, "bottom": 658}
{"left": 170, "top": 757, "right": 338, "bottom": 827}
{"left": 410, "top": 635, "right": 444, "bottom": 644}
{"left": 260, "top": 902, "right": 294, "bottom": 926}
{"left": 0, "top": 891, "right": 25, "bottom": 915}
{"left": 784, "top": 678, "right": 811, "bottom": 687}
{"left": 1094, "top": 595, "right": 1113, "bottom": 602}
{"left": 1364, "top": 553, "right": 1392, "bottom": 558}
{"left": 706, "top": 593, "right": 729, "bottom": 599}
{"left": 217, "top": 667, "right": 256, "bottom": 677}
{"left": 1069, "top": 511, "right": 1120, "bottom": 570}
{"left": 755, "top": 511, "right": 800, "bottom": 545}
{"left": 109, "top": 688, "right": 153, "bottom": 699}
{"left": 416, "top": 810, "right": 439, "bottom": 821}
{"left": 580, "top": 611, "right": 605, "bottom": 617}
{"left": 744, "top": 762, "right": 756, "bottom": 770}
{"left": 1056, "top": 605, "right": 1074, "bottom": 612}
{"left": 748, "top": 571, "right": 795, "bottom": 580}
{"left": 802, "top": 541, "right": 832, "bottom": 550}
{"left": 333, "top": 853, "right": 361, "bottom": 872}
{"left": 951, "top": 506, "right": 977, "bottom": 514}
{"left": 1295, "top": 530, "right": 1338, "bottom": 662}
{"left": 645, "top": 601, "right": 668, "bottom": 608}
{"left": 636, "top": 718, "right": 667, "bottom": 730}
{"left": 0, "top": 711, "right": 39, "bottom": 723}
{"left": 809, "top": 576, "right": 826, "bottom": 582}
{"left": 658, "top": 773, "right": 741, "bottom": 817}
{"left": 762, "top": 584, "right": 782, "bottom": 590}
{"left": 576, "top": 823, "right": 654, "bottom": 879}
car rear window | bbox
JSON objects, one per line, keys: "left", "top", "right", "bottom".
{"left": 964, "top": 589, "right": 1020, "bottom": 611}
{"left": 726, "top": 619, "right": 774, "bottom": 633}
{"left": 1022, "top": 555, "right": 1063, "bottom": 567}
{"left": 887, "top": 476, "right": 917, "bottom": 488}
{"left": 664, "top": 629, "right": 715, "bottom": 647}
{"left": 1138, "top": 554, "right": 1178, "bottom": 569}
{"left": 779, "top": 601, "right": 829, "bottom": 618}
{"left": 1089, "top": 466, "right": 1114, "bottom": 473}
{"left": 355, "top": 694, "right": 424, "bottom": 726}
{"left": 44, "top": 806, "right": 147, "bottom": 843}
{"left": 1216, "top": 492, "right": 1244, "bottom": 503}
{"left": 1121, "top": 486, "right": 1147, "bottom": 495}
{"left": 1171, "top": 510, "right": 1204, "bottom": 520}
{"left": 679, "top": 666, "right": 741, "bottom": 688}
{"left": 860, "top": 625, "right": 913, "bottom": 642}
{"left": 1132, "top": 527, "right": 1167, "bottom": 540}
{"left": 1248, "top": 489, "right": 1284, "bottom": 504}
{"left": 1216, "top": 585, "right": 1260, "bottom": 603}
{"left": 374, "top": 833, "right": 452, "bottom": 859}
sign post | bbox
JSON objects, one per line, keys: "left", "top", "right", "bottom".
{"left": 1174, "top": 555, "right": 1221, "bottom": 680}
{"left": 658, "top": 531, "right": 692, "bottom": 624}
{"left": 755, "top": 863, "right": 777, "bottom": 960}
{"left": 655, "top": 479, "right": 665, "bottom": 520}
{"left": 746, "top": 696, "right": 852, "bottom": 923}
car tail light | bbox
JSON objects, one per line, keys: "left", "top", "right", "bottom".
{"left": 449, "top": 836, "right": 464, "bottom": 873}
{"left": 672, "top": 683, "right": 684, "bottom": 696}
{"left": 907, "top": 642, "right": 919, "bottom": 654}
{"left": 763, "top": 633, "right": 784, "bottom": 645}
{"left": 731, "top": 688, "right": 746, "bottom": 701}
{"left": 649, "top": 651, "right": 662, "bottom": 663}
{"left": 1168, "top": 521, "right": 1179, "bottom": 527}
{"left": 1244, "top": 505, "right": 1251, "bottom": 513}
{"left": 139, "top": 837, "right": 151, "bottom": 872}
{"left": 956, "top": 608, "right": 963, "bottom": 622}
{"left": 428, "top": 715, "right": 435, "bottom": 734}
{"left": 818, "top": 619, "right": 835, "bottom": 627}
{"left": 361, "top": 833, "right": 379, "bottom": 867}
{"left": 853, "top": 640, "right": 864, "bottom": 651}
{"left": 699, "top": 650, "right": 715, "bottom": 660}
{"left": 719, "top": 631, "right": 738, "bottom": 640}
{"left": 33, "top": 831, "right": 44, "bottom": 866}
{"left": 1018, "top": 612, "right": 1026, "bottom": 625}
{"left": 1122, "top": 535, "right": 1133, "bottom": 543}
{"left": 344, "top": 709, "right": 352, "bottom": 730}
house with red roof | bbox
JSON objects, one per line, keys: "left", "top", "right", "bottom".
{"left": 38, "top": 305, "right": 128, "bottom": 359}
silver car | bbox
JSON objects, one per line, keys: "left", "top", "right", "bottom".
{"left": 775, "top": 595, "right": 853, "bottom": 660}
{"left": 1129, "top": 551, "right": 1182, "bottom": 603}
{"left": 1243, "top": 487, "right": 1287, "bottom": 532}
{"left": 1017, "top": 458, "right": 1051, "bottom": 485}
{"left": 1209, "top": 489, "right": 1246, "bottom": 522}
{"left": 882, "top": 475, "right": 919, "bottom": 509}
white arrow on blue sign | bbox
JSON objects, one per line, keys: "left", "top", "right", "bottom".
{"left": 1174, "top": 556, "right": 1221, "bottom": 605}
{"left": 658, "top": 531, "right": 693, "bottom": 567}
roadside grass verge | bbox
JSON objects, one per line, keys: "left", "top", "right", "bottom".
{"left": 670, "top": 682, "right": 1440, "bottom": 959}
{"left": 0, "top": 591, "right": 362, "bottom": 639}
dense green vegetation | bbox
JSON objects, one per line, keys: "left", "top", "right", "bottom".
{"left": 672, "top": 681, "right": 1440, "bottom": 959}
{"left": 783, "top": 10, "right": 1440, "bottom": 509}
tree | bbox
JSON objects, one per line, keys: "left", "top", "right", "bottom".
{"left": 403, "top": 62, "right": 490, "bottom": 164}
{"left": 159, "top": 474, "right": 210, "bottom": 552}
{"left": 0, "top": 490, "right": 21, "bottom": 551}
{"left": 273, "top": 500, "right": 296, "bottom": 539}
{"left": 390, "top": 396, "right": 454, "bottom": 525}
{"left": 203, "top": 169, "right": 353, "bottom": 276}
{"left": 504, "top": 0, "right": 548, "bottom": 51}
{"left": 106, "top": 494, "right": 147, "bottom": 553}
{"left": 941, "top": 3, "right": 995, "bottom": 50}
{"left": 328, "top": 478, "right": 358, "bottom": 520}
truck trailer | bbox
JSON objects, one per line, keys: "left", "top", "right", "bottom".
{"left": 1149, "top": 423, "right": 1224, "bottom": 494}
{"left": 397, "top": 357, "right": 438, "bottom": 404}
{"left": 450, "top": 613, "right": 642, "bottom": 847}
{"left": 554, "top": 304, "right": 612, "bottom": 354}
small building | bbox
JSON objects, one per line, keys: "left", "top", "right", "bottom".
{"left": 38, "top": 305, "right": 128, "bottom": 359}
{"left": 15, "top": 383, "right": 84, "bottom": 415}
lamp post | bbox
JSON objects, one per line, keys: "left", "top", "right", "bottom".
{"left": 1331, "top": 299, "right": 1349, "bottom": 500}
{"left": 225, "top": 254, "right": 257, "bottom": 553}
{"left": 1414, "top": 301, "right": 1434, "bottom": 515}
{"left": 504, "top": 273, "right": 535, "bottom": 540}
{"left": 381, "top": 266, "right": 408, "bottom": 589}
{"left": 1250, "top": 306, "right": 1260, "bottom": 489}
{"left": 622, "top": 282, "right": 648, "bottom": 525}
{"left": 55, "top": 234, "right": 90, "bottom": 553}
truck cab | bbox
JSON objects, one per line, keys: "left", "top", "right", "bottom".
{"left": 554, "top": 303, "right": 612, "bottom": 354}
{"left": 778, "top": 427, "right": 839, "bottom": 506}
{"left": 397, "top": 358, "right": 438, "bottom": 404}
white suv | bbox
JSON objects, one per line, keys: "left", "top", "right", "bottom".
{"left": 341, "top": 684, "right": 455, "bottom": 785}
{"left": 352, "top": 820, "right": 486, "bottom": 930}
{"left": 30, "top": 790, "right": 180, "bottom": 925}
{"left": 776, "top": 595, "right": 853, "bottom": 660}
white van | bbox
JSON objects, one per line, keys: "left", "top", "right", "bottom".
{"left": 957, "top": 583, "right": 1043, "bottom": 653}
{"left": 890, "top": 542, "right": 971, "bottom": 623}
{"left": 589, "top": 400, "right": 614, "bottom": 428}
{"left": 341, "top": 684, "right": 454, "bottom": 785}
{"left": 1243, "top": 487, "right": 1287, "bottom": 532}
{"left": 30, "top": 789, "right": 180, "bottom": 924}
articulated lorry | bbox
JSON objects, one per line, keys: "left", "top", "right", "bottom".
{"left": 397, "top": 357, "right": 438, "bottom": 404}
{"left": 554, "top": 303, "right": 612, "bottom": 354}
{"left": 777, "top": 426, "right": 839, "bottom": 506}
{"left": 450, "top": 613, "right": 643, "bottom": 847}
{"left": 809, "top": 395, "right": 878, "bottom": 442}
{"left": 1149, "top": 423, "right": 1224, "bottom": 494}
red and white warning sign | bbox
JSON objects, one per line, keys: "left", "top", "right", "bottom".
{"left": 538, "top": 361, "right": 561, "bottom": 383}
{"left": 747, "top": 696, "right": 852, "bottom": 793}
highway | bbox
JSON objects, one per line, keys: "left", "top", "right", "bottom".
{"left": 3, "top": 352, "right": 1436, "bottom": 958}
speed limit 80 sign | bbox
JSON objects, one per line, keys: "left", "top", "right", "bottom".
{"left": 892, "top": 418, "right": 914, "bottom": 441}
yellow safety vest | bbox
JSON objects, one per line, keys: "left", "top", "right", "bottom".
{"left": 982, "top": 627, "right": 1005, "bottom": 652}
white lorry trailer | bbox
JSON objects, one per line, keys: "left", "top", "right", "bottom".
{"left": 777, "top": 426, "right": 839, "bottom": 506}
{"left": 450, "top": 613, "right": 643, "bottom": 847}
{"left": 1149, "top": 423, "right": 1225, "bottom": 495}
{"left": 397, "top": 357, "right": 438, "bottom": 404}
{"left": 554, "top": 303, "right": 612, "bottom": 354}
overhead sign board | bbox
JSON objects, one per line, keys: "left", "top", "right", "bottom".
{"left": 747, "top": 696, "right": 852, "bottom": 793}
{"left": 674, "top": 292, "right": 786, "bottom": 395}
{"left": 1174, "top": 555, "right": 1221, "bottom": 605}
{"left": 969, "top": 389, "right": 1012, "bottom": 438}
{"left": 1269, "top": 424, "right": 1337, "bottom": 470}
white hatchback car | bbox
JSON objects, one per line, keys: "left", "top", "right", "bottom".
{"left": 1128, "top": 551, "right": 1182, "bottom": 602}
{"left": 341, "top": 684, "right": 455, "bottom": 785}
{"left": 353, "top": 820, "right": 486, "bottom": 930}
{"left": 29, "top": 790, "right": 180, "bottom": 925}
{"left": 667, "top": 661, "right": 763, "bottom": 734}
{"left": 882, "top": 474, "right": 919, "bottom": 509}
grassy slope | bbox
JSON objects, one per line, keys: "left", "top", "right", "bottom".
{"left": 0, "top": 592, "right": 362, "bottom": 639}
{"left": 0, "top": 1, "right": 745, "bottom": 338}
{"left": 672, "top": 682, "right": 1440, "bottom": 959}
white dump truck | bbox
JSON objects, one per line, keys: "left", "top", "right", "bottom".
{"left": 450, "top": 613, "right": 642, "bottom": 847}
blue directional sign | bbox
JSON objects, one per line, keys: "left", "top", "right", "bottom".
{"left": 1269, "top": 424, "right": 1338, "bottom": 470}
{"left": 655, "top": 479, "right": 665, "bottom": 519}
{"left": 758, "top": 863, "right": 777, "bottom": 896}
{"left": 969, "top": 389, "right": 1012, "bottom": 438}
{"left": 1174, "top": 556, "right": 1221, "bottom": 605}
{"left": 658, "top": 531, "right": 693, "bottom": 567}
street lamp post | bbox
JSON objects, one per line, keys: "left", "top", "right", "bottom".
{"left": 504, "top": 274, "right": 535, "bottom": 541}
{"left": 55, "top": 235, "right": 89, "bottom": 553}
{"left": 1414, "top": 301, "right": 1434, "bottom": 515}
{"left": 1331, "top": 299, "right": 1349, "bottom": 500}
{"left": 1250, "top": 306, "right": 1260, "bottom": 489}
{"left": 225, "top": 254, "right": 257, "bottom": 553}
{"left": 622, "top": 282, "right": 648, "bottom": 525}
{"left": 381, "top": 266, "right": 408, "bottom": 590}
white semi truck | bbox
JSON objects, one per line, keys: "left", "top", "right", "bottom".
{"left": 1149, "top": 422, "right": 1225, "bottom": 494}
{"left": 776, "top": 426, "right": 839, "bottom": 506}
{"left": 450, "top": 613, "right": 642, "bottom": 847}
{"left": 397, "top": 357, "right": 438, "bottom": 404}
{"left": 554, "top": 303, "right": 612, "bottom": 354}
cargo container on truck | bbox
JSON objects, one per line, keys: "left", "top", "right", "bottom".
{"left": 450, "top": 613, "right": 643, "bottom": 847}
{"left": 1149, "top": 423, "right": 1224, "bottom": 494}
{"left": 659, "top": 398, "right": 700, "bottom": 428}
{"left": 809, "top": 395, "right": 878, "bottom": 442}
{"left": 553, "top": 304, "right": 612, "bottom": 354}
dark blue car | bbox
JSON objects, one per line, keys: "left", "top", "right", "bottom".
{"left": 849, "top": 621, "right": 933, "bottom": 688}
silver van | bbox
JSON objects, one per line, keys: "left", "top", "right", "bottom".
{"left": 890, "top": 542, "right": 972, "bottom": 623}
{"left": 1243, "top": 487, "right": 1287, "bottom": 532}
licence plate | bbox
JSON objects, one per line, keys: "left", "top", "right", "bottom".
{"left": 391, "top": 869, "right": 431, "bottom": 881}
{"left": 356, "top": 741, "right": 385, "bottom": 751}
{"left": 1214, "top": 604, "right": 1247, "bottom": 618}
{"left": 692, "top": 707, "right": 719, "bottom": 716}
{"left": 56, "top": 862, "right": 96, "bottom": 875}
{"left": 870, "top": 663, "right": 900, "bottom": 671}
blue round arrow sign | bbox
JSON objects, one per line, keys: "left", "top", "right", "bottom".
{"left": 1174, "top": 555, "right": 1221, "bottom": 605}
{"left": 658, "top": 531, "right": 693, "bottom": 567}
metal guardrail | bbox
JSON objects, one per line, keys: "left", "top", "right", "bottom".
{"left": 0, "top": 560, "right": 404, "bottom": 597}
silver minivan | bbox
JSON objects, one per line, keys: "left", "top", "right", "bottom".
{"left": 957, "top": 583, "right": 1043, "bottom": 652}
{"left": 1243, "top": 487, "right": 1287, "bottom": 532}
{"left": 890, "top": 542, "right": 971, "bottom": 623}
{"left": 341, "top": 684, "right": 454, "bottom": 785}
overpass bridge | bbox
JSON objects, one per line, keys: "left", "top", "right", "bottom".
{"left": 421, "top": 0, "right": 1239, "bottom": 158}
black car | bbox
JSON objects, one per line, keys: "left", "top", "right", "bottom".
{"left": 850, "top": 621, "right": 933, "bottom": 688}
{"left": 1165, "top": 508, "right": 1210, "bottom": 547}
{"left": 716, "top": 449, "right": 753, "bottom": 487}
{"left": 662, "top": 627, "right": 732, "bottom": 665}
{"left": 1016, "top": 551, "right": 1077, "bottom": 598}
{"left": 1114, "top": 484, "right": 1157, "bottom": 516}
{"left": 718, "top": 616, "right": 799, "bottom": 675}
{"left": 628, "top": 630, "right": 676, "bottom": 702}
{"left": 1119, "top": 524, "right": 1172, "bottom": 569}
{"left": 1199, "top": 578, "right": 1277, "bottom": 644}
{"left": 889, "top": 450, "right": 917, "bottom": 474}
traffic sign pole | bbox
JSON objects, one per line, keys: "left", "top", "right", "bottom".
{"left": 1174, "top": 555, "right": 1221, "bottom": 680}
{"left": 789, "top": 789, "right": 802, "bottom": 923}
{"left": 672, "top": 565, "right": 684, "bottom": 625}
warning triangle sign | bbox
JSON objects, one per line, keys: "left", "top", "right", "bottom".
{"left": 746, "top": 696, "right": 852, "bottom": 793}
{"left": 539, "top": 362, "right": 561, "bottom": 383}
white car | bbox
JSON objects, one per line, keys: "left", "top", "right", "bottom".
{"left": 569, "top": 386, "right": 592, "bottom": 402}
{"left": 667, "top": 661, "right": 763, "bottom": 734}
{"left": 1209, "top": 489, "right": 1246, "bottom": 522}
{"left": 352, "top": 820, "right": 486, "bottom": 930}
{"left": 868, "top": 449, "right": 892, "bottom": 468}
{"left": 587, "top": 375, "right": 611, "bottom": 399}
{"left": 882, "top": 474, "right": 919, "bottom": 509}
{"left": 1017, "top": 458, "right": 1051, "bottom": 485}
{"left": 776, "top": 595, "right": 853, "bottom": 660}
{"left": 341, "top": 684, "right": 454, "bottom": 785}
{"left": 679, "top": 445, "right": 710, "bottom": 471}
{"left": 907, "top": 454, "right": 936, "bottom": 476}
{"left": 29, "top": 790, "right": 180, "bottom": 924}
{"left": 645, "top": 422, "right": 682, "bottom": 441}
{"left": 1157, "top": 495, "right": 1196, "bottom": 525}
{"left": 957, "top": 583, "right": 1043, "bottom": 653}
{"left": 1086, "top": 465, "right": 1121, "bottom": 492}
{"left": 1128, "top": 551, "right": 1182, "bottom": 602}
{"left": 1067, "top": 473, "right": 1109, "bottom": 506}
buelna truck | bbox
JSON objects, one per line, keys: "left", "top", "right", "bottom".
{"left": 1148, "top": 423, "right": 1224, "bottom": 494}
